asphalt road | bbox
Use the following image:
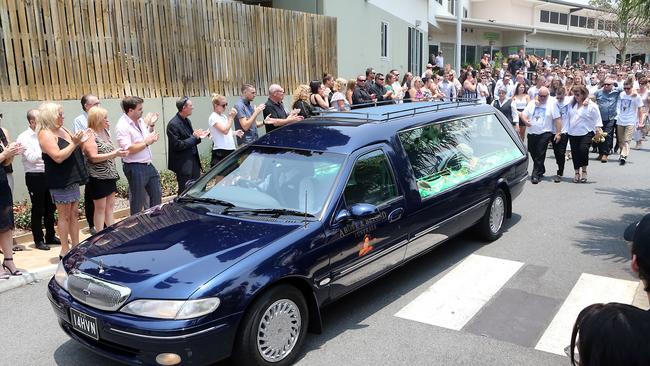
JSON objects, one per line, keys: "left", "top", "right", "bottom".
{"left": 2, "top": 146, "right": 649, "bottom": 366}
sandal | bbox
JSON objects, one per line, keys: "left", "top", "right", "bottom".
{"left": 12, "top": 246, "right": 24, "bottom": 252}
{"left": 573, "top": 172, "right": 581, "bottom": 183}
{"left": 580, "top": 170, "right": 588, "bottom": 183}
{"left": 2, "top": 258, "right": 23, "bottom": 276}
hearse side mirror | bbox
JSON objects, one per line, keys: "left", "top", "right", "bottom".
{"left": 334, "top": 203, "right": 380, "bottom": 225}
{"left": 185, "top": 179, "right": 196, "bottom": 190}
{"left": 350, "top": 203, "right": 380, "bottom": 219}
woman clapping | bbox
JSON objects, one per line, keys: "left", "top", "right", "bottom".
{"left": 37, "top": 103, "right": 88, "bottom": 259}
{"left": 83, "top": 107, "right": 128, "bottom": 233}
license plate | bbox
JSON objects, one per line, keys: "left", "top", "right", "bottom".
{"left": 70, "top": 308, "right": 99, "bottom": 340}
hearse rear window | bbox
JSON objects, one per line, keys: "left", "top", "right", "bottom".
{"left": 398, "top": 114, "right": 524, "bottom": 199}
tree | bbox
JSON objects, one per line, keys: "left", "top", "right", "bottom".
{"left": 588, "top": 0, "right": 649, "bottom": 64}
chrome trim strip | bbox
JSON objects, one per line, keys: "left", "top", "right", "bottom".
{"left": 109, "top": 325, "right": 222, "bottom": 340}
{"left": 413, "top": 197, "right": 491, "bottom": 239}
{"left": 338, "top": 239, "right": 408, "bottom": 276}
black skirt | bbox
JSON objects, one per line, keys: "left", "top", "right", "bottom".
{"left": 87, "top": 177, "right": 118, "bottom": 200}
{"left": 0, "top": 173, "right": 14, "bottom": 233}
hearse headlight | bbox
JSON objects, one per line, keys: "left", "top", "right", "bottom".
{"left": 120, "top": 297, "right": 221, "bottom": 320}
{"left": 54, "top": 261, "right": 69, "bottom": 290}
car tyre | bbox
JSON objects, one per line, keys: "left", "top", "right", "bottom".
{"left": 232, "top": 284, "right": 309, "bottom": 366}
{"left": 476, "top": 189, "right": 507, "bottom": 242}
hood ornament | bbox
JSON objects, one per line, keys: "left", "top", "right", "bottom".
{"left": 98, "top": 260, "right": 105, "bottom": 274}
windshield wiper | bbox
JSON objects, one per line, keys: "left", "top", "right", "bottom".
{"left": 176, "top": 196, "right": 235, "bottom": 207}
{"left": 223, "top": 207, "right": 315, "bottom": 218}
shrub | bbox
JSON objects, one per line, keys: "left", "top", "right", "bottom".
{"left": 159, "top": 170, "right": 178, "bottom": 197}
{"left": 13, "top": 199, "right": 32, "bottom": 231}
{"left": 200, "top": 154, "right": 211, "bottom": 172}
{"left": 116, "top": 179, "right": 129, "bottom": 199}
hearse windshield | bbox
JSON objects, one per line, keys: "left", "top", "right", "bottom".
{"left": 184, "top": 146, "right": 345, "bottom": 217}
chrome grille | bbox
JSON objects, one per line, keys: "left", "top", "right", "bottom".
{"left": 68, "top": 271, "right": 131, "bottom": 311}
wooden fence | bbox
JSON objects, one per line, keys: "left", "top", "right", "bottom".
{"left": 0, "top": 0, "right": 337, "bottom": 101}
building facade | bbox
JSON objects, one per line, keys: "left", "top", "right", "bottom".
{"left": 272, "top": 0, "right": 430, "bottom": 78}
{"left": 428, "top": 0, "right": 650, "bottom": 67}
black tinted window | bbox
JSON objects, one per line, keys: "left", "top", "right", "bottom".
{"left": 344, "top": 150, "right": 397, "bottom": 206}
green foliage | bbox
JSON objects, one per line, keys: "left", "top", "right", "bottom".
{"left": 78, "top": 196, "right": 85, "bottom": 219}
{"left": 116, "top": 179, "right": 129, "bottom": 199}
{"left": 493, "top": 52, "right": 504, "bottom": 69}
{"left": 159, "top": 170, "right": 178, "bottom": 197}
{"left": 13, "top": 199, "right": 32, "bottom": 231}
{"left": 200, "top": 154, "right": 211, "bottom": 172}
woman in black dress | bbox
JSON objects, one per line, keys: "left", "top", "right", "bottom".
{"left": 37, "top": 102, "right": 87, "bottom": 259}
{"left": 0, "top": 140, "right": 24, "bottom": 277}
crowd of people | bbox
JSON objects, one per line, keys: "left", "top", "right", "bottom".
{"left": 0, "top": 51, "right": 649, "bottom": 363}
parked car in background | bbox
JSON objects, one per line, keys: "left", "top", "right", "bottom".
{"left": 48, "top": 101, "right": 528, "bottom": 366}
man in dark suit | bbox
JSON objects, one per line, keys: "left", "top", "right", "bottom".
{"left": 166, "top": 96, "right": 207, "bottom": 195}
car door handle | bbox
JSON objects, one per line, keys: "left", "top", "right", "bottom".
{"left": 388, "top": 208, "right": 404, "bottom": 223}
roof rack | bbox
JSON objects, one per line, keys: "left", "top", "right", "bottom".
{"left": 314, "top": 98, "right": 482, "bottom": 123}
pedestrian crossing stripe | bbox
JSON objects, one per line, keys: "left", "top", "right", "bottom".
{"left": 534, "top": 273, "right": 639, "bottom": 355}
{"left": 395, "top": 254, "right": 524, "bottom": 330}
{"left": 394, "top": 254, "right": 642, "bottom": 357}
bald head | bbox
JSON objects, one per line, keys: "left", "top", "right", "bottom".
{"left": 268, "top": 84, "right": 285, "bottom": 102}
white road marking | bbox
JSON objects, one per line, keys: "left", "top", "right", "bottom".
{"left": 395, "top": 254, "right": 524, "bottom": 330}
{"left": 535, "top": 273, "right": 640, "bottom": 355}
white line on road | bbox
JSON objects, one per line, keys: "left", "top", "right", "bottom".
{"left": 395, "top": 254, "right": 524, "bottom": 330}
{"left": 535, "top": 273, "right": 640, "bottom": 356}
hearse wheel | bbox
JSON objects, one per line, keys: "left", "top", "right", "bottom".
{"left": 477, "top": 188, "right": 506, "bottom": 242}
{"left": 232, "top": 285, "right": 309, "bottom": 366}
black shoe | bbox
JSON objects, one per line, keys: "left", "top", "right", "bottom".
{"left": 619, "top": 157, "right": 626, "bottom": 165}
{"left": 531, "top": 176, "right": 540, "bottom": 184}
{"left": 46, "top": 236, "right": 61, "bottom": 245}
{"left": 553, "top": 175, "right": 562, "bottom": 183}
{"left": 35, "top": 241, "right": 50, "bottom": 251}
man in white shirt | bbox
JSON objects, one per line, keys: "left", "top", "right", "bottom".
{"left": 495, "top": 75, "right": 515, "bottom": 98}
{"left": 520, "top": 87, "right": 557, "bottom": 184}
{"left": 16, "top": 109, "right": 58, "bottom": 250}
{"left": 435, "top": 51, "right": 444, "bottom": 69}
{"left": 73, "top": 94, "right": 100, "bottom": 133}
{"left": 115, "top": 96, "right": 162, "bottom": 215}
{"left": 616, "top": 81, "right": 643, "bottom": 165}
{"left": 73, "top": 94, "right": 100, "bottom": 233}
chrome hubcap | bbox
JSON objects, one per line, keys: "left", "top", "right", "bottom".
{"left": 257, "top": 299, "right": 302, "bottom": 363}
{"left": 489, "top": 196, "right": 505, "bottom": 233}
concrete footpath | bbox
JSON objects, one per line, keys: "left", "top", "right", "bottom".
{"left": 0, "top": 197, "right": 178, "bottom": 294}
{"left": 0, "top": 228, "right": 94, "bottom": 294}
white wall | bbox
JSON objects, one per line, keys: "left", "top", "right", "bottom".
{"left": 471, "top": 0, "right": 534, "bottom": 25}
{"left": 322, "top": 0, "right": 428, "bottom": 78}
{"left": 527, "top": 33, "right": 590, "bottom": 52}
{"left": 369, "top": 0, "right": 428, "bottom": 27}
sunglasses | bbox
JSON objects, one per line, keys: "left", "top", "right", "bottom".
{"left": 357, "top": 79, "right": 366, "bottom": 82}
{"left": 220, "top": 103, "right": 228, "bottom": 107}
{"left": 538, "top": 94, "right": 549, "bottom": 97}
{"left": 624, "top": 87, "right": 632, "bottom": 90}
{"left": 603, "top": 83, "right": 612, "bottom": 86}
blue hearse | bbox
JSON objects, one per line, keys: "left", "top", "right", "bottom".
{"left": 49, "top": 102, "right": 528, "bottom": 366}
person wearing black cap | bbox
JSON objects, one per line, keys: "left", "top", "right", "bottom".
{"left": 625, "top": 213, "right": 650, "bottom": 303}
